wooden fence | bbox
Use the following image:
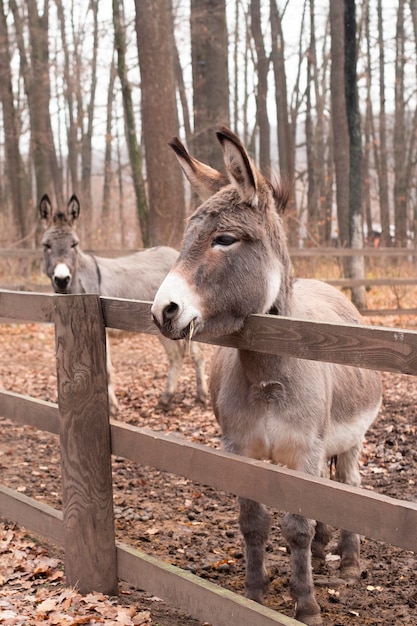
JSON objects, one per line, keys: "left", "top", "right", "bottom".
{"left": 1, "top": 289, "right": 417, "bottom": 626}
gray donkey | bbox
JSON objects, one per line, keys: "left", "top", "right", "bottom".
{"left": 39, "top": 194, "right": 207, "bottom": 412}
{"left": 151, "top": 128, "right": 382, "bottom": 625}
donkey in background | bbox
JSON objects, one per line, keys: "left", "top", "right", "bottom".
{"left": 39, "top": 194, "right": 207, "bottom": 412}
{"left": 151, "top": 128, "right": 382, "bottom": 625}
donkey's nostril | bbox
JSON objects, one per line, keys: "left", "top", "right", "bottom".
{"left": 163, "top": 302, "right": 179, "bottom": 322}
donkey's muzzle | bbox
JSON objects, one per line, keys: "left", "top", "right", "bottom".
{"left": 53, "top": 275, "right": 71, "bottom": 292}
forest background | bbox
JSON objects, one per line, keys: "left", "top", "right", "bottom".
{"left": 0, "top": 0, "right": 415, "bottom": 269}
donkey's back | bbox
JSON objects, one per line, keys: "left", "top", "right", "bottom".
{"left": 96, "top": 246, "right": 179, "bottom": 300}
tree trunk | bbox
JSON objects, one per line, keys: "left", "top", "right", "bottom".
{"left": 135, "top": 0, "right": 185, "bottom": 247}
{"left": 250, "top": 0, "right": 270, "bottom": 172}
{"left": 393, "top": 0, "right": 408, "bottom": 247}
{"left": 344, "top": 0, "right": 366, "bottom": 309}
{"left": 375, "top": 0, "right": 391, "bottom": 246}
{"left": 114, "top": 0, "right": 147, "bottom": 244}
{"left": 330, "top": 1, "right": 350, "bottom": 249}
{"left": 190, "top": 0, "right": 230, "bottom": 172}
{"left": 0, "top": 0, "right": 31, "bottom": 242}
{"left": 102, "top": 61, "right": 117, "bottom": 231}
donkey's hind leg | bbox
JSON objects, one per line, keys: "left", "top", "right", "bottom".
{"left": 238, "top": 497, "right": 270, "bottom": 603}
{"left": 157, "top": 335, "right": 184, "bottom": 408}
{"left": 189, "top": 342, "right": 208, "bottom": 405}
{"left": 281, "top": 513, "right": 322, "bottom": 625}
{"left": 334, "top": 443, "right": 362, "bottom": 581}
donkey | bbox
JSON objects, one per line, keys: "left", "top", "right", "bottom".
{"left": 39, "top": 194, "right": 207, "bottom": 412}
{"left": 151, "top": 128, "right": 382, "bottom": 625}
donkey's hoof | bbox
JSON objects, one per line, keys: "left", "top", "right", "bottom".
{"left": 296, "top": 613, "right": 322, "bottom": 626}
{"left": 196, "top": 392, "right": 208, "bottom": 407}
{"left": 158, "top": 393, "right": 173, "bottom": 411}
{"left": 340, "top": 564, "right": 360, "bottom": 583}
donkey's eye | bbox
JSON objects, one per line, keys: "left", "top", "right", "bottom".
{"left": 212, "top": 234, "right": 239, "bottom": 248}
{"left": 43, "top": 243, "right": 51, "bottom": 251}
{"left": 71, "top": 242, "right": 78, "bottom": 249}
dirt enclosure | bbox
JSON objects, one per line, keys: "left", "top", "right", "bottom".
{"left": 1, "top": 319, "right": 417, "bottom": 626}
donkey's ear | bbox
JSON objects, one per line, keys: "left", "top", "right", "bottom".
{"left": 169, "top": 137, "right": 228, "bottom": 201}
{"left": 216, "top": 127, "right": 258, "bottom": 207}
{"left": 39, "top": 194, "right": 53, "bottom": 223}
{"left": 67, "top": 194, "right": 80, "bottom": 223}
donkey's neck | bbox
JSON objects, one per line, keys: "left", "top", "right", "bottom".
{"left": 72, "top": 250, "right": 101, "bottom": 294}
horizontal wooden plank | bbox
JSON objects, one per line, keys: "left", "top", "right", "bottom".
{"left": 117, "top": 542, "right": 301, "bottom": 626}
{"left": 0, "top": 290, "right": 54, "bottom": 323}
{"left": 110, "top": 421, "right": 417, "bottom": 552}
{"left": 361, "top": 308, "right": 417, "bottom": 317}
{"left": 0, "top": 390, "right": 59, "bottom": 434}
{"left": 101, "top": 298, "right": 417, "bottom": 374}
{"left": 289, "top": 247, "right": 417, "bottom": 257}
{"left": 327, "top": 278, "right": 417, "bottom": 287}
{"left": 0, "top": 485, "right": 63, "bottom": 545}
{"left": 100, "top": 296, "right": 159, "bottom": 334}
{"left": 210, "top": 313, "right": 417, "bottom": 375}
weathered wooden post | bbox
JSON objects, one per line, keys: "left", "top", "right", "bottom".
{"left": 54, "top": 294, "right": 118, "bottom": 595}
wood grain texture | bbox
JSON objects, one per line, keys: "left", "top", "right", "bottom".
{"left": 0, "top": 390, "right": 59, "bottom": 434}
{"left": 117, "top": 542, "right": 300, "bottom": 626}
{"left": 54, "top": 294, "right": 117, "bottom": 595}
{"left": 110, "top": 421, "right": 417, "bottom": 552}
{"left": 0, "top": 485, "right": 63, "bottom": 544}
{"left": 0, "top": 290, "right": 54, "bottom": 323}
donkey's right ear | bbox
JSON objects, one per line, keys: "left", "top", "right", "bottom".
{"left": 39, "top": 194, "right": 53, "bottom": 222}
{"left": 67, "top": 194, "right": 80, "bottom": 223}
{"left": 169, "top": 137, "right": 228, "bottom": 201}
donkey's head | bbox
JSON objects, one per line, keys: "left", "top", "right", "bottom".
{"left": 39, "top": 194, "right": 81, "bottom": 293}
{"left": 152, "top": 127, "right": 292, "bottom": 340}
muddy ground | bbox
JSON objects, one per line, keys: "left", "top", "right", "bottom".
{"left": 1, "top": 319, "right": 417, "bottom": 625}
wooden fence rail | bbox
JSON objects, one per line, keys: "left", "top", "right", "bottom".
{"left": 1, "top": 290, "right": 417, "bottom": 626}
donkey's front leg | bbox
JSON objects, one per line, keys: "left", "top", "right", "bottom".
{"left": 281, "top": 513, "right": 322, "bottom": 626}
{"left": 157, "top": 336, "right": 184, "bottom": 408}
{"left": 238, "top": 497, "right": 270, "bottom": 603}
{"left": 189, "top": 342, "right": 208, "bottom": 405}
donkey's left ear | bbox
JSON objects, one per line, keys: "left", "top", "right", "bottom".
{"left": 216, "top": 127, "right": 258, "bottom": 207}
{"left": 169, "top": 137, "right": 228, "bottom": 201}
{"left": 67, "top": 194, "right": 80, "bottom": 223}
{"left": 39, "top": 194, "right": 53, "bottom": 223}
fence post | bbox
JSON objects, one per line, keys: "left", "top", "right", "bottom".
{"left": 54, "top": 294, "right": 118, "bottom": 595}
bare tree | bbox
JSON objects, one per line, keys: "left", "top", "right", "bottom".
{"left": 250, "top": 0, "right": 270, "bottom": 171}
{"left": 345, "top": 0, "right": 366, "bottom": 308}
{"left": 330, "top": 0, "right": 350, "bottom": 248}
{"left": 190, "top": 0, "right": 230, "bottom": 171}
{"left": 0, "top": 0, "right": 31, "bottom": 241}
{"left": 10, "top": 0, "right": 62, "bottom": 209}
{"left": 114, "top": 0, "right": 147, "bottom": 244}
{"left": 135, "top": 0, "right": 185, "bottom": 247}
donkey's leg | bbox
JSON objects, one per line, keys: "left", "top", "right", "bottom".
{"left": 189, "top": 342, "right": 208, "bottom": 404}
{"left": 311, "top": 521, "right": 332, "bottom": 565}
{"left": 334, "top": 443, "right": 362, "bottom": 581}
{"left": 281, "top": 513, "right": 322, "bottom": 625}
{"left": 105, "top": 335, "right": 119, "bottom": 415}
{"left": 238, "top": 497, "right": 270, "bottom": 603}
{"left": 157, "top": 335, "right": 184, "bottom": 408}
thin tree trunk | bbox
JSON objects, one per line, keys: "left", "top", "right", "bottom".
{"left": 0, "top": 0, "right": 31, "bottom": 242}
{"left": 113, "top": 0, "right": 147, "bottom": 244}
{"left": 250, "top": 0, "right": 270, "bottom": 172}
{"left": 393, "top": 0, "right": 408, "bottom": 247}
{"left": 345, "top": 0, "right": 366, "bottom": 309}
{"left": 376, "top": 0, "right": 391, "bottom": 246}
{"left": 102, "top": 61, "right": 117, "bottom": 227}
{"left": 330, "top": 1, "right": 350, "bottom": 249}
